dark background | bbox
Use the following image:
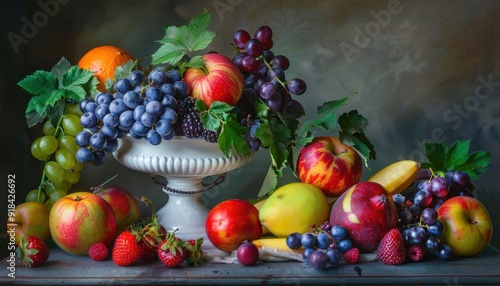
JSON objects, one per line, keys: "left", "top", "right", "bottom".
{"left": 1, "top": 0, "right": 499, "bottom": 257}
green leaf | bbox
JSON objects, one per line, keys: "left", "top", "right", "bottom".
{"left": 51, "top": 57, "right": 72, "bottom": 83}
{"left": 421, "top": 140, "right": 490, "bottom": 180}
{"left": 195, "top": 99, "right": 207, "bottom": 112}
{"left": 187, "top": 10, "right": 211, "bottom": 39}
{"left": 456, "top": 150, "right": 490, "bottom": 179}
{"left": 151, "top": 42, "right": 187, "bottom": 66}
{"left": 151, "top": 10, "right": 215, "bottom": 66}
{"left": 317, "top": 97, "right": 350, "bottom": 117}
{"left": 18, "top": 70, "right": 57, "bottom": 96}
{"left": 257, "top": 165, "right": 279, "bottom": 197}
{"left": 61, "top": 65, "right": 94, "bottom": 87}
{"left": 338, "top": 110, "right": 368, "bottom": 134}
{"left": 445, "top": 140, "right": 470, "bottom": 170}
{"left": 209, "top": 101, "right": 234, "bottom": 114}
{"left": 421, "top": 141, "right": 447, "bottom": 171}
{"left": 113, "top": 60, "right": 139, "bottom": 80}
{"left": 269, "top": 140, "right": 288, "bottom": 172}
{"left": 339, "top": 131, "right": 376, "bottom": 166}
{"left": 186, "top": 55, "right": 205, "bottom": 69}
{"left": 255, "top": 119, "right": 272, "bottom": 147}
{"left": 218, "top": 117, "right": 250, "bottom": 157}
{"left": 25, "top": 110, "right": 46, "bottom": 128}
{"left": 190, "top": 30, "right": 216, "bottom": 51}
{"left": 254, "top": 100, "right": 269, "bottom": 118}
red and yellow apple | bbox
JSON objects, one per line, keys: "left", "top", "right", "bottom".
{"left": 8, "top": 202, "right": 51, "bottom": 244}
{"left": 329, "top": 181, "right": 398, "bottom": 252}
{"left": 183, "top": 53, "right": 244, "bottom": 107}
{"left": 297, "top": 136, "right": 362, "bottom": 197}
{"left": 437, "top": 196, "right": 492, "bottom": 257}
{"left": 94, "top": 185, "right": 141, "bottom": 230}
{"left": 49, "top": 191, "right": 118, "bottom": 256}
{"left": 205, "top": 199, "right": 262, "bottom": 252}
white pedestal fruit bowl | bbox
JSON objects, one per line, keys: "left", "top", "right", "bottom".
{"left": 112, "top": 135, "right": 255, "bottom": 252}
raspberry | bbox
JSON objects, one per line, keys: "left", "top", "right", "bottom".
{"left": 407, "top": 245, "right": 426, "bottom": 262}
{"left": 202, "top": 129, "right": 218, "bottom": 143}
{"left": 181, "top": 112, "right": 203, "bottom": 138}
{"left": 88, "top": 242, "right": 109, "bottom": 261}
{"left": 342, "top": 247, "right": 359, "bottom": 264}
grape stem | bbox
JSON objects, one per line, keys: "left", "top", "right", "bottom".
{"left": 36, "top": 104, "right": 68, "bottom": 203}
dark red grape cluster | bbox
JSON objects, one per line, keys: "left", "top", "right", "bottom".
{"left": 393, "top": 169, "right": 473, "bottom": 261}
{"left": 232, "top": 26, "right": 307, "bottom": 116}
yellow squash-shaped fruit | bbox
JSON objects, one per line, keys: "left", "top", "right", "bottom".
{"left": 259, "top": 182, "right": 330, "bottom": 238}
{"left": 367, "top": 160, "right": 419, "bottom": 195}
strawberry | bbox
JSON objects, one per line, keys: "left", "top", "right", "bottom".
{"left": 158, "top": 230, "right": 188, "bottom": 268}
{"left": 186, "top": 237, "right": 205, "bottom": 267}
{"left": 377, "top": 228, "right": 406, "bottom": 265}
{"left": 342, "top": 247, "right": 360, "bottom": 264}
{"left": 138, "top": 197, "right": 167, "bottom": 261}
{"left": 16, "top": 235, "right": 49, "bottom": 267}
{"left": 88, "top": 242, "right": 109, "bottom": 261}
{"left": 407, "top": 245, "right": 427, "bottom": 262}
{"left": 112, "top": 228, "right": 146, "bottom": 266}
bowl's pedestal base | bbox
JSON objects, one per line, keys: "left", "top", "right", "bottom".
{"left": 155, "top": 177, "right": 228, "bottom": 257}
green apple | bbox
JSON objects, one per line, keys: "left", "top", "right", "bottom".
{"left": 437, "top": 196, "right": 492, "bottom": 256}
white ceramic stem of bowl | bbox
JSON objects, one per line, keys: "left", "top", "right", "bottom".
{"left": 112, "top": 135, "right": 254, "bottom": 254}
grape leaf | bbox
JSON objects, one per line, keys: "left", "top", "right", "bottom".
{"left": 338, "top": 110, "right": 376, "bottom": 163}
{"left": 421, "top": 140, "right": 490, "bottom": 180}
{"left": 218, "top": 115, "right": 250, "bottom": 157}
{"left": 18, "top": 70, "right": 57, "bottom": 97}
{"left": 257, "top": 165, "right": 279, "bottom": 197}
{"left": 151, "top": 10, "right": 216, "bottom": 66}
{"left": 255, "top": 119, "right": 272, "bottom": 147}
{"left": 18, "top": 57, "right": 98, "bottom": 127}
{"left": 51, "top": 57, "right": 72, "bottom": 83}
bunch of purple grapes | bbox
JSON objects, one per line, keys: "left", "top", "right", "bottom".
{"left": 232, "top": 26, "right": 307, "bottom": 119}
{"left": 75, "top": 69, "right": 186, "bottom": 165}
{"left": 285, "top": 223, "right": 353, "bottom": 270}
{"left": 393, "top": 169, "right": 472, "bottom": 261}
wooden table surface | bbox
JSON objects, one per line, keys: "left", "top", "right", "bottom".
{"left": 2, "top": 245, "right": 500, "bottom": 285}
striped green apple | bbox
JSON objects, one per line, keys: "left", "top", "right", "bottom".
{"left": 49, "top": 192, "right": 117, "bottom": 256}
{"left": 437, "top": 196, "right": 492, "bottom": 256}
{"left": 297, "top": 136, "right": 362, "bottom": 197}
{"left": 183, "top": 53, "right": 244, "bottom": 107}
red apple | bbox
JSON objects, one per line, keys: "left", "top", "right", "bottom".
{"left": 297, "top": 136, "right": 362, "bottom": 197}
{"left": 183, "top": 53, "right": 244, "bottom": 107}
{"left": 205, "top": 199, "right": 262, "bottom": 252}
{"left": 329, "top": 181, "right": 398, "bottom": 252}
{"left": 93, "top": 185, "right": 141, "bottom": 230}
{"left": 7, "top": 202, "right": 51, "bottom": 244}
{"left": 49, "top": 192, "right": 117, "bottom": 256}
{"left": 437, "top": 196, "right": 492, "bottom": 256}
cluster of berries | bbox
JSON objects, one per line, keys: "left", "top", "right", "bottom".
{"left": 285, "top": 223, "right": 360, "bottom": 270}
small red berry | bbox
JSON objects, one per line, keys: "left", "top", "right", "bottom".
{"left": 88, "top": 242, "right": 109, "bottom": 261}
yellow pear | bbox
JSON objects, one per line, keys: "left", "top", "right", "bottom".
{"left": 253, "top": 198, "right": 272, "bottom": 237}
{"left": 259, "top": 182, "right": 330, "bottom": 237}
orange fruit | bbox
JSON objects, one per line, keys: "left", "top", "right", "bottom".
{"left": 78, "top": 45, "right": 135, "bottom": 92}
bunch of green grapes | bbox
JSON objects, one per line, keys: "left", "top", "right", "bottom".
{"left": 27, "top": 103, "right": 84, "bottom": 209}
